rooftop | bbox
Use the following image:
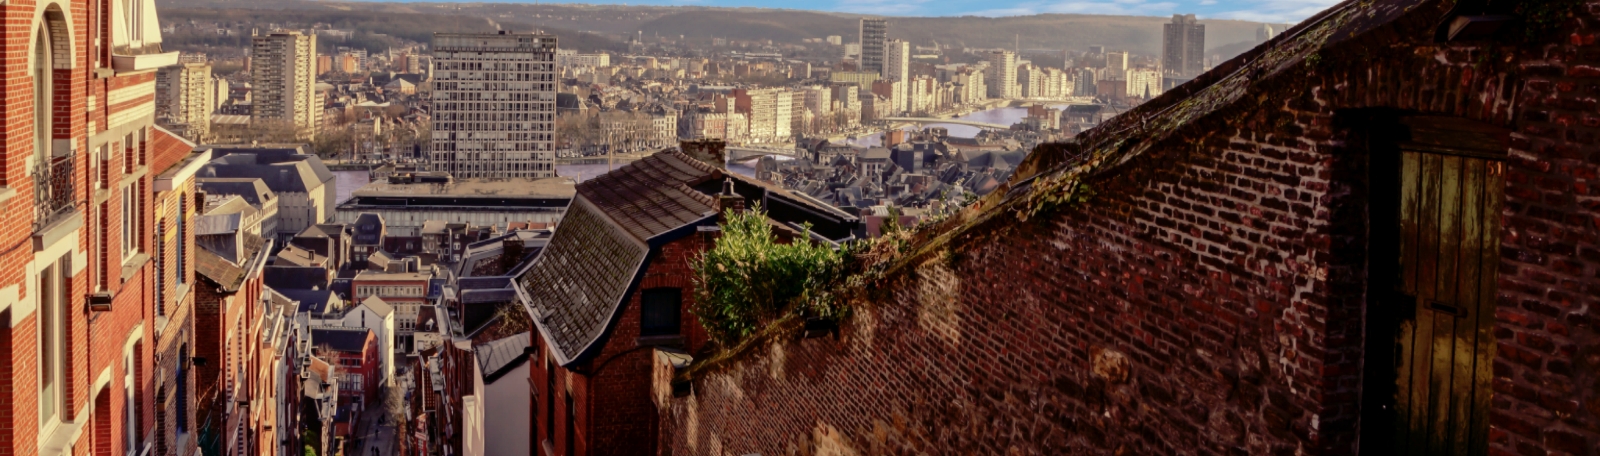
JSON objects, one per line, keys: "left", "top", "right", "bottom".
{"left": 349, "top": 177, "right": 577, "bottom": 200}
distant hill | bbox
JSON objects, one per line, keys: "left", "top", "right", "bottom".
{"left": 160, "top": 5, "right": 628, "bottom": 53}
{"left": 635, "top": 11, "right": 1269, "bottom": 56}
{"left": 155, "top": 0, "right": 1277, "bottom": 59}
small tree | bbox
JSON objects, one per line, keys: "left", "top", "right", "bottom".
{"left": 691, "top": 204, "right": 846, "bottom": 346}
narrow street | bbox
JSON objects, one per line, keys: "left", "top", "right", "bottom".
{"left": 353, "top": 409, "right": 397, "bottom": 456}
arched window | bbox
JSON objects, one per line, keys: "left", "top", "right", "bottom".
{"left": 33, "top": 26, "right": 51, "bottom": 167}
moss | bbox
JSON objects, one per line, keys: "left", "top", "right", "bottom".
{"left": 1517, "top": 0, "right": 1587, "bottom": 40}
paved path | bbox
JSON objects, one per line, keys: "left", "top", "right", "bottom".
{"left": 354, "top": 407, "right": 397, "bottom": 456}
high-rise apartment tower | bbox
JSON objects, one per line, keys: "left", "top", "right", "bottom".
{"left": 430, "top": 31, "right": 559, "bottom": 179}
{"left": 986, "top": 51, "right": 1017, "bottom": 99}
{"left": 156, "top": 63, "right": 215, "bottom": 141}
{"left": 1162, "top": 14, "right": 1206, "bottom": 78}
{"left": 252, "top": 31, "right": 321, "bottom": 140}
{"left": 859, "top": 18, "right": 888, "bottom": 76}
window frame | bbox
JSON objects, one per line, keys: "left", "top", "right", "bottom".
{"left": 639, "top": 288, "right": 683, "bottom": 337}
{"left": 37, "top": 255, "right": 69, "bottom": 432}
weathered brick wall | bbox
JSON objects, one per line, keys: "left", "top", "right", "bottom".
{"left": 533, "top": 233, "right": 712, "bottom": 456}
{"left": 657, "top": 1, "right": 1600, "bottom": 455}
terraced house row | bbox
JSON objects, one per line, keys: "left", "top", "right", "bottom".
{"left": 0, "top": 1, "right": 304, "bottom": 456}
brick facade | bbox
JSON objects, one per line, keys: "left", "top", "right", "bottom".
{"left": 532, "top": 233, "right": 711, "bottom": 456}
{"left": 656, "top": 1, "right": 1600, "bottom": 455}
{"left": 0, "top": 0, "right": 193, "bottom": 455}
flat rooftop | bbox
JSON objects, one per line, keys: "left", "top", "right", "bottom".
{"left": 350, "top": 177, "right": 577, "bottom": 200}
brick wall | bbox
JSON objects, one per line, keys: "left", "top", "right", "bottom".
{"left": 656, "top": 2, "right": 1600, "bottom": 455}
{"left": 534, "top": 233, "right": 711, "bottom": 456}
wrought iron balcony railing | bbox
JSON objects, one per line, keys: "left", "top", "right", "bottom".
{"left": 34, "top": 155, "right": 76, "bottom": 233}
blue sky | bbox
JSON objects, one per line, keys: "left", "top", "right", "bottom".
{"left": 469, "top": 0, "right": 1338, "bottom": 24}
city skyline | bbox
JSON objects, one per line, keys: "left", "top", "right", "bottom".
{"left": 351, "top": 0, "right": 1335, "bottom": 23}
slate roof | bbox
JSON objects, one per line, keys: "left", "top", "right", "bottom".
{"left": 197, "top": 178, "right": 276, "bottom": 206}
{"left": 279, "top": 289, "right": 339, "bottom": 314}
{"left": 264, "top": 266, "right": 330, "bottom": 291}
{"left": 475, "top": 332, "right": 530, "bottom": 383}
{"left": 576, "top": 150, "right": 719, "bottom": 242}
{"left": 276, "top": 244, "right": 327, "bottom": 267}
{"left": 195, "top": 248, "right": 245, "bottom": 291}
{"left": 196, "top": 213, "right": 242, "bottom": 236}
{"left": 312, "top": 327, "right": 372, "bottom": 353}
{"left": 198, "top": 148, "right": 333, "bottom": 194}
{"left": 519, "top": 149, "right": 862, "bottom": 367}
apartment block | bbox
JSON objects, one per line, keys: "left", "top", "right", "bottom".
{"left": 156, "top": 63, "right": 216, "bottom": 142}
{"left": 251, "top": 31, "right": 322, "bottom": 140}
{"left": 430, "top": 31, "right": 559, "bottom": 179}
{"left": 1162, "top": 14, "right": 1206, "bottom": 78}
{"left": 859, "top": 18, "right": 888, "bottom": 75}
{"left": 985, "top": 51, "right": 1017, "bottom": 99}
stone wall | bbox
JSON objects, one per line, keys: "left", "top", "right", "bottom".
{"left": 656, "top": 1, "right": 1600, "bottom": 455}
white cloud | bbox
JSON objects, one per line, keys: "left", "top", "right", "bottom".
{"left": 1198, "top": 0, "right": 1217, "bottom": 5}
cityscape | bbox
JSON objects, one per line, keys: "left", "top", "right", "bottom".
{"left": 0, "top": 0, "right": 1596, "bottom": 455}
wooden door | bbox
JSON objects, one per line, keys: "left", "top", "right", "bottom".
{"left": 1392, "top": 140, "right": 1503, "bottom": 455}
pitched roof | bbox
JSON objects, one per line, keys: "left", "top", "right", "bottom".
{"left": 517, "top": 198, "right": 651, "bottom": 366}
{"left": 279, "top": 288, "right": 339, "bottom": 314}
{"left": 195, "top": 248, "right": 245, "bottom": 291}
{"left": 519, "top": 148, "right": 862, "bottom": 367}
{"left": 198, "top": 150, "right": 332, "bottom": 194}
{"left": 197, "top": 178, "right": 276, "bottom": 206}
{"left": 312, "top": 327, "right": 372, "bottom": 353}
{"left": 357, "top": 295, "right": 394, "bottom": 317}
{"left": 576, "top": 150, "right": 719, "bottom": 242}
{"left": 475, "top": 332, "right": 530, "bottom": 383}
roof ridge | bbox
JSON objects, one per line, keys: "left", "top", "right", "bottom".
{"left": 660, "top": 147, "right": 724, "bottom": 176}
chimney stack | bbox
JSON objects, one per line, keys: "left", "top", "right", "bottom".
{"left": 716, "top": 177, "right": 745, "bottom": 217}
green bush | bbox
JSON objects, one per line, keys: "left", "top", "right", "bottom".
{"left": 692, "top": 204, "right": 847, "bottom": 346}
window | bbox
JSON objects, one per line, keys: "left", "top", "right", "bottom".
{"left": 155, "top": 219, "right": 165, "bottom": 315}
{"left": 33, "top": 27, "right": 51, "bottom": 166}
{"left": 121, "top": 183, "right": 140, "bottom": 261}
{"left": 544, "top": 358, "right": 554, "bottom": 442}
{"left": 176, "top": 345, "right": 188, "bottom": 434}
{"left": 640, "top": 288, "right": 682, "bottom": 337}
{"left": 564, "top": 392, "right": 575, "bottom": 456}
{"left": 125, "top": 346, "right": 140, "bottom": 455}
{"left": 38, "top": 255, "right": 68, "bottom": 426}
{"left": 176, "top": 198, "right": 186, "bottom": 285}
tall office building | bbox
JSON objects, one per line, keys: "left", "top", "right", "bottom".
{"left": 252, "top": 31, "right": 321, "bottom": 140}
{"left": 156, "top": 62, "right": 215, "bottom": 141}
{"left": 431, "top": 31, "right": 559, "bottom": 179}
{"left": 1163, "top": 14, "right": 1206, "bottom": 78}
{"left": 985, "top": 51, "right": 1017, "bottom": 99}
{"left": 859, "top": 18, "right": 888, "bottom": 76}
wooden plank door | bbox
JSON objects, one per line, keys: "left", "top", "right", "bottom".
{"left": 1393, "top": 148, "right": 1502, "bottom": 456}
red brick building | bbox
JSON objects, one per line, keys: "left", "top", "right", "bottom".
{"left": 655, "top": 1, "right": 1600, "bottom": 455}
{"left": 0, "top": 1, "right": 205, "bottom": 456}
{"left": 516, "top": 146, "right": 859, "bottom": 456}
{"left": 192, "top": 219, "right": 271, "bottom": 456}
{"left": 311, "top": 327, "right": 380, "bottom": 409}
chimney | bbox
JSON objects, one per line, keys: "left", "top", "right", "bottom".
{"left": 716, "top": 177, "right": 745, "bottom": 217}
{"left": 680, "top": 139, "right": 726, "bottom": 169}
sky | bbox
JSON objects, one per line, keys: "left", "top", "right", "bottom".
{"left": 438, "top": 0, "right": 1339, "bottom": 24}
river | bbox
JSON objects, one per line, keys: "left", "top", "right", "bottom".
{"left": 333, "top": 104, "right": 1065, "bottom": 189}
{"left": 841, "top": 103, "right": 1072, "bottom": 147}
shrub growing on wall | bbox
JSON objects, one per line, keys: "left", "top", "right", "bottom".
{"left": 692, "top": 204, "right": 847, "bottom": 346}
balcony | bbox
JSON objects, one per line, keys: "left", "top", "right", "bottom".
{"left": 34, "top": 156, "right": 77, "bottom": 233}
